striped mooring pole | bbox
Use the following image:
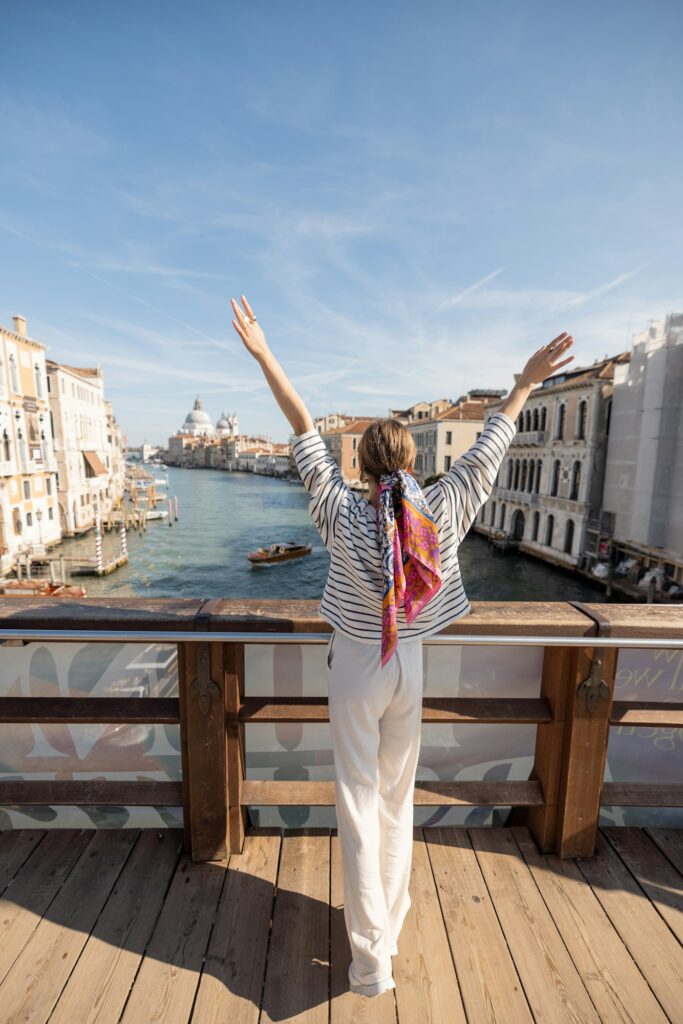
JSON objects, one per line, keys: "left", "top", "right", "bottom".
{"left": 95, "top": 516, "right": 104, "bottom": 574}
{"left": 168, "top": 498, "right": 173, "bottom": 526}
{"left": 119, "top": 518, "right": 128, "bottom": 559}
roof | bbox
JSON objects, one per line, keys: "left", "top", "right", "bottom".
{"left": 46, "top": 360, "right": 102, "bottom": 381}
{"left": 320, "top": 416, "right": 376, "bottom": 436}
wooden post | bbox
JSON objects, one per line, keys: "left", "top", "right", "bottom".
{"left": 178, "top": 640, "right": 228, "bottom": 861}
{"left": 522, "top": 645, "right": 578, "bottom": 852}
{"left": 553, "top": 643, "right": 619, "bottom": 857}
{"left": 225, "top": 640, "right": 248, "bottom": 853}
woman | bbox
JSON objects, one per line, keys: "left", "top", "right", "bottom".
{"left": 231, "top": 295, "right": 574, "bottom": 997}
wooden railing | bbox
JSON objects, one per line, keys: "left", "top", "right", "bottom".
{"left": 0, "top": 598, "right": 681, "bottom": 861}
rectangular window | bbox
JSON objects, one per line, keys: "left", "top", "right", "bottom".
{"left": 48, "top": 507, "right": 53, "bottom": 520}
{"left": 444, "top": 455, "right": 452, "bottom": 471}
{"left": 26, "top": 512, "right": 33, "bottom": 526}
{"left": 446, "top": 431, "right": 452, "bottom": 445}
{"left": 46, "top": 477, "right": 52, "bottom": 495}
{"left": 23, "top": 480, "right": 30, "bottom": 499}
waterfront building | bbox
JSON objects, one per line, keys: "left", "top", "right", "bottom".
{"left": 313, "top": 412, "right": 354, "bottom": 432}
{"left": 315, "top": 417, "right": 377, "bottom": 488}
{"left": 216, "top": 411, "right": 239, "bottom": 438}
{"left": 484, "top": 354, "right": 628, "bottom": 569}
{"left": 401, "top": 392, "right": 505, "bottom": 485}
{"left": 46, "top": 358, "right": 124, "bottom": 535}
{"left": 0, "top": 315, "right": 60, "bottom": 572}
{"left": 600, "top": 313, "right": 683, "bottom": 585}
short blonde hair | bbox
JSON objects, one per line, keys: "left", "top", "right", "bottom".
{"left": 357, "top": 418, "right": 416, "bottom": 483}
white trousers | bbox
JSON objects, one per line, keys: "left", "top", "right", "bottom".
{"left": 325, "top": 627, "right": 424, "bottom": 997}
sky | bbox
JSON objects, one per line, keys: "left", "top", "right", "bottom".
{"left": 1, "top": 1, "right": 681, "bottom": 446}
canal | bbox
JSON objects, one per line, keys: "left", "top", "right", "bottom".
{"left": 58, "top": 466, "right": 608, "bottom": 602}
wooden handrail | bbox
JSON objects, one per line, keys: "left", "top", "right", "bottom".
{"left": 0, "top": 598, "right": 681, "bottom": 861}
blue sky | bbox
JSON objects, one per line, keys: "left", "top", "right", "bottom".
{"left": 1, "top": 1, "right": 681, "bottom": 445}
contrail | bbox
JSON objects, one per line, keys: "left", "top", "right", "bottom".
{"left": 433, "top": 267, "right": 504, "bottom": 312}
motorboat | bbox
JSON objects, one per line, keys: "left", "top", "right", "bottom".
{"left": 247, "top": 541, "right": 312, "bottom": 565}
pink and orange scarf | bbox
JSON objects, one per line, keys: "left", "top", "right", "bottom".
{"left": 376, "top": 469, "right": 442, "bottom": 667}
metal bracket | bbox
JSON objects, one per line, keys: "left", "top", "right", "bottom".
{"left": 191, "top": 643, "right": 220, "bottom": 717}
{"left": 577, "top": 647, "right": 611, "bottom": 713}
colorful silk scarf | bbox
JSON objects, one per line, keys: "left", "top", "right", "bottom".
{"left": 376, "top": 469, "right": 442, "bottom": 667}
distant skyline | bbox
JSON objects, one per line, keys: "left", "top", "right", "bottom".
{"left": 1, "top": 1, "right": 681, "bottom": 445}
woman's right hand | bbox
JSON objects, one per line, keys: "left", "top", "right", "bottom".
{"left": 520, "top": 332, "right": 574, "bottom": 387}
{"left": 230, "top": 295, "right": 271, "bottom": 361}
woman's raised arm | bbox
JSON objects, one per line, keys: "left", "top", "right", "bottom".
{"left": 230, "top": 295, "right": 315, "bottom": 436}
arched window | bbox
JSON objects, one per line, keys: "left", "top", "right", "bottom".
{"left": 9, "top": 354, "right": 19, "bottom": 392}
{"left": 535, "top": 459, "right": 542, "bottom": 493}
{"left": 551, "top": 459, "right": 560, "bottom": 496}
{"left": 507, "top": 460, "right": 513, "bottom": 488}
{"left": 524, "top": 409, "right": 531, "bottom": 432}
{"left": 532, "top": 407, "right": 539, "bottom": 430}
{"left": 34, "top": 364, "right": 43, "bottom": 398}
{"left": 541, "top": 406, "right": 547, "bottom": 431}
{"left": 576, "top": 400, "right": 587, "bottom": 440}
{"left": 528, "top": 460, "right": 535, "bottom": 493}
{"left": 499, "top": 503, "right": 506, "bottom": 528}
{"left": 490, "top": 501, "right": 496, "bottom": 525}
{"left": 570, "top": 460, "right": 581, "bottom": 500}
{"left": 514, "top": 459, "right": 520, "bottom": 490}
{"left": 555, "top": 403, "right": 565, "bottom": 440}
{"left": 517, "top": 413, "right": 524, "bottom": 432}
{"left": 564, "top": 519, "right": 575, "bottom": 555}
{"left": 532, "top": 510, "right": 540, "bottom": 542}
{"left": 520, "top": 459, "right": 528, "bottom": 491}
{"left": 2, "top": 431, "right": 10, "bottom": 462}
{"left": 545, "top": 514, "right": 554, "bottom": 547}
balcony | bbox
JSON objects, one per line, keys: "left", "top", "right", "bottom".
{"left": 0, "top": 599, "right": 681, "bottom": 1019}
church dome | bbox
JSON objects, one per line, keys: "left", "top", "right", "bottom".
{"left": 181, "top": 397, "right": 215, "bottom": 436}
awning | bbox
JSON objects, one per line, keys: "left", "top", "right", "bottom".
{"left": 83, "top": 450, "right": 108, "bottom": 476}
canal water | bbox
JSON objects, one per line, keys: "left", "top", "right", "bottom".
{"left": 59, "top": 465, "right": 607, "bottom": 602}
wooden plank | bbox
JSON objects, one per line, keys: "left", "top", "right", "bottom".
{"left": 241, "top": 696, "right": 552, "bottom": 724}
{"left": 512, "top": 826, "right": 669, "bottom": 1023}
{"left": 0, "top": 780, "right": 182, "bottom": 805}
{"left": 577, "top": 602, "right": 683, "bottom": 639}
{"left": 646, "top": 827, "right": 683, "bottom": 875}
{"left": 469, "top": 827, "right": 599, "bottom": 1022}
{"left": 601, "top": 827, "right": 683, "bottom": 944}
{"left": 424, "top": 826, "right": 532, "bottom": 1023}
{"left": 330, "top": 829, "right": 397, "bottom": 1023}
{"left": 0, "top": 596, "right": 205, "bottom": 630}
{"left": 610, "top": 701, "right": 683, "bottom": 727}
{"left": 0, "top": 696, "right": 179, "bottom": 723}
{"left": 0, "top": 829, "right": 138, "bottom": 1024}
{"left": 178, "top": 639, "right": 228, "bottom": 861}
{"left": 120, "top": 850, "right": 226, "bottom": 1024}
{"left": 0, "top": 830, "right": 45, "bottom": 895}
{"left": 224, "top": 641, "right": 248, "bottom": 854}
{"left": 392, "top": 829, "right": 465, "bottom": 1023}
{"left": 242, "top": 779, "right": 544, "bottom": 806}
{"left": 576, "top": 829, "right": 683, "bottom": 1023}
{"left": 601, "top": 782, "right": 683, "bottom": 807}
{"left": 192, "top": 828, "right": 280, "bottom": 1024}
{"left": 261, "top": 829, "right": 330, "bottom": 1024}
{"left": 49, "top": 830, "right": 183, "bottom": 1024}
{"left": 555, "top": 645, "right": 619, "bottom": 857}
{"left": 0, "top": 829, "right": 92, "bottom": 984}
{"left": 525, "top": 645, "right": 579, "bottom": 852}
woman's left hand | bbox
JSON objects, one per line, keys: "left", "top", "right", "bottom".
{"left": 230, "top": 295, "right": 270, "bottom": 361}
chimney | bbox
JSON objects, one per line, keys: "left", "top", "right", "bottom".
{"left": 12, "top": 315, "right": 27, "bottom": 337}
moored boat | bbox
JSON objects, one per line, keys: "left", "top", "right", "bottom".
{"left": 0, "top": 579, "right": 88, "bottom": 598}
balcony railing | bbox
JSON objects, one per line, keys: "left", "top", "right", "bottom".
{"left": 0, "top": 598, "right": 681, "bottom": 863}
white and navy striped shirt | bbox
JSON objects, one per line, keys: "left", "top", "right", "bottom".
{"left": 291, "top": 411, "right": 517, "bottom": 644}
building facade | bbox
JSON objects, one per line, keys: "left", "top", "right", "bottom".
{"left": 0, "top": 316, "right": 61, "bottom": 571}
{"left": 483, "top": 355, "right": 627, "bottom": 567}
{"left": 46, "top": 360, "right": 124, "bottom": 535}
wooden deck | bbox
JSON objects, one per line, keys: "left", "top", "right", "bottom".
{"left": 1, "top": 826, "right": 682, "bottom": 1023}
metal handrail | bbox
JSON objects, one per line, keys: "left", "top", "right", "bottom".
{"left": 0, "top": 628, "right": 681, "bottom": 648}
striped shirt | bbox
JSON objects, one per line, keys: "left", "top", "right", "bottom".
{"left": 291, "top": 411, "right": 517, "bottom": 644}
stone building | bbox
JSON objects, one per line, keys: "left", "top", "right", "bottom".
{"left": 483, "top": 355, "right": 628, "bottom": 567}
{"left": 0, "top": 315, "right": 60, "bottom": 571}
{"left": 46, "top": 359, "right": 124, "bottom": 535}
